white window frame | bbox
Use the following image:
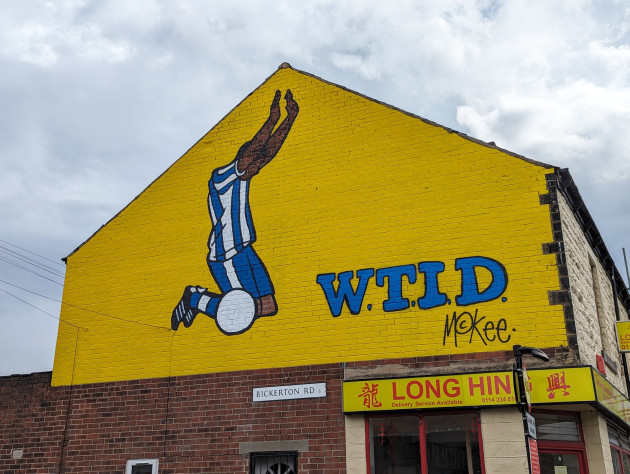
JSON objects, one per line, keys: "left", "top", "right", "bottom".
{"left": 125, "top": 459, "right": 159, "bottom": 474}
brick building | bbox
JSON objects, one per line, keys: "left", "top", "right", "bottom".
{"left": 2, "top": 64, "right": 630, "bottom": 473}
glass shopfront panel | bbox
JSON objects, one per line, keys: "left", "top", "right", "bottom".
{"left": 367, "top": 413, "right": 483, "bottom": 474}
{"left": 368, "top": 416, "right": 421, "bottom": 474}
{"left": 539, "top": 452, "right": 581, "bottom": 474}
{"left": 425, "top": 415, "right": 482, "bottom": 474}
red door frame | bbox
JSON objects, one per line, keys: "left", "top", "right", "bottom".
{"left": 533, "top": 409, "right": 590, "bottom": 474}
{"left": 419, "top": 415, "right": 426, "bottom": 474}
{"left": 537, "top": 443, "right": 589, "bottom": 474}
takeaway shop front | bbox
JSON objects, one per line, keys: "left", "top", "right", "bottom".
{"left": 343, "top": 367, "right": 630, "bottom": 474}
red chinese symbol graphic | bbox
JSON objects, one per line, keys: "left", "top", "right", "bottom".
{"left": 546, "top": 371, "right": 571, "bottom": 399}
{"left": 379, "top": 423, "right": 386, "bottom": 446}
{"left": 358, "top": 382, "right": 382, "bottom": 408}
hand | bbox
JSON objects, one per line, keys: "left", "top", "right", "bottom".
{"left": 284, "top": 89, "right": 299, "bottom": 119}
{"left": 270, "top": 90, "right": 281, "bottom": 122}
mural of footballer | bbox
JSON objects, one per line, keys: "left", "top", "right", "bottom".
{"left": 172, "top": 89, "right": 299, "bottom": 335}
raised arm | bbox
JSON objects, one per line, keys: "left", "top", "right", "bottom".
{"left": 236, "top": 89, "right": 299, "bottom": 180}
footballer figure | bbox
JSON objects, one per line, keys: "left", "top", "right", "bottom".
{"left": 171, "top": 89, "right": 299, "bottom": 335}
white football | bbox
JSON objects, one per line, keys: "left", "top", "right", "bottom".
{"left": 215, "top": 289, "right": 256, "bottom": 335}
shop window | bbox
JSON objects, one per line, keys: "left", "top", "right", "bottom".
{"left": 535, "top": 412, "right": 582, "bottom": 442}
{"left": 251, "top": 452, "right": 297, "bottom": 474}
{"left": 125, "top": 459, "right": 158, "bottom": 474}
{"left": 609, "top": 425, "right": 630, "bottom": 474}
{"left": 425, "top": 415, "right": 483, "bottom": 473}
{"left": 368, "top": 416, "right": 421, "bottom": 473}
{"left": 367, "top": 412, "right": 483, "bottom": 474}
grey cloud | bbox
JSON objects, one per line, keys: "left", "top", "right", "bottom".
{"left": 1, "top": 0, "right": 630, "bottom": 376}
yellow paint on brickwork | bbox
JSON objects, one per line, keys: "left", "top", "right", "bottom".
{"left": 52, "top": 67, "right": 566, "bottom": 385}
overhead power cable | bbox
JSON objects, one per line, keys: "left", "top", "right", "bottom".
{"left": 0, "top": 238, "right": 65, "bottom": 267}
{"left": 0, "top": 255, "right": 64, "bottom": 286}
{"left": 0, "top": 278, "right": 170, "bottom": 331}
{"left": 0, "top": 286, "right": 82, "bottom": 330}
{"left": 0, "top": 246, "right": 65, "bottom": 278}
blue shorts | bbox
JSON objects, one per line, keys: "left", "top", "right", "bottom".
{"left": 208, "top": 245, "right": 274, "bottom": 299}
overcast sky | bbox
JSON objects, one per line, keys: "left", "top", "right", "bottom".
{"left": 1, "top": 0, "right": 630, "bottom": 376}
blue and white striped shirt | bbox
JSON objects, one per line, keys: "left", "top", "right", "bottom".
{"left": 207, "top": 161, "right": 255, "bottom": 261}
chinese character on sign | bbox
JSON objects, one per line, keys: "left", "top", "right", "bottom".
{"left": 358, "top": 383, "right": 382, "bottom": 408}
{"left": 546, "top": 371, "right": 571, "bottom": 399}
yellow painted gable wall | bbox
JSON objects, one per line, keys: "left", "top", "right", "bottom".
{"left": 52, "top": 68, "right": 564, "bottom": 386}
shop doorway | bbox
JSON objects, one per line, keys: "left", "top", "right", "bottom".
{"left": 539, "top": 449, "right": 588, "bottom": 474}
{"left": 534, "top": 411, "right": 589, "bottom": 474}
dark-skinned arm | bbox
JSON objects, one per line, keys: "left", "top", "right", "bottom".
{"left": 237, "top": 89, "right": 299, "bottom": 180}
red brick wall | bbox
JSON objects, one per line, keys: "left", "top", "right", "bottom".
{"left": 0, "top": 364, "right": 345, "bottom": 473}
{"left": 0, "top": 372, "right": 69, "bottom": 472}
{"left": 345, "top": 346, "right": 575, "bottom": 374}
{"left": 2, "top": 350, "right": 576, "bottom": 472}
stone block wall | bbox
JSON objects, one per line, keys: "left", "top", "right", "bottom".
{"left": 480, "top": 407, "right": 528, "bottom": 474}
{"left": 559, "top": 191, "right": 630, "bottom": 394}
